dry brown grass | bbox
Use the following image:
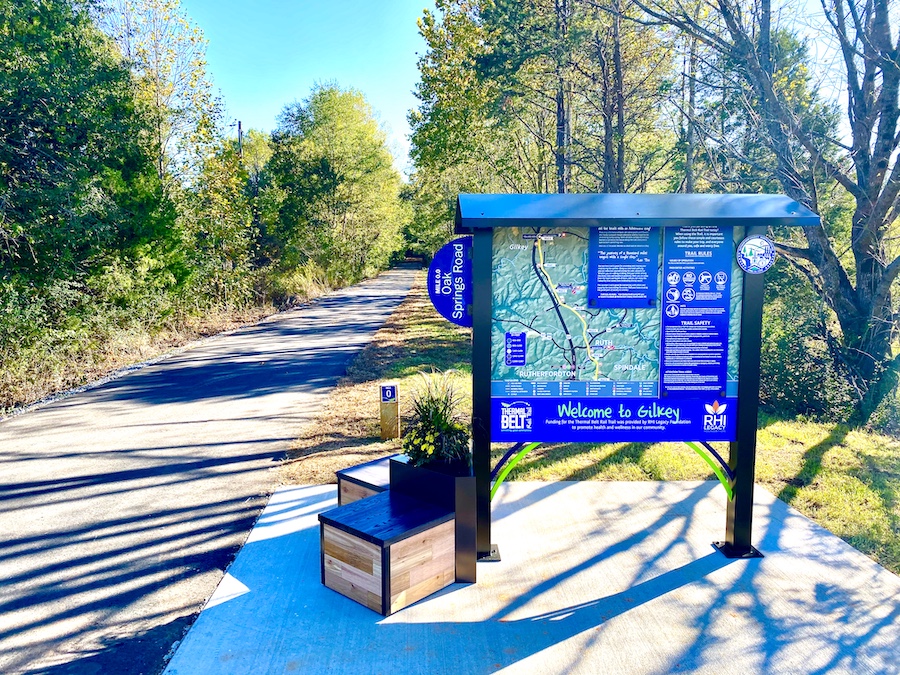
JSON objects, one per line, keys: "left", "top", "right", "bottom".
{"left": 279, "top": 270, "right": 471, "bottom": 485}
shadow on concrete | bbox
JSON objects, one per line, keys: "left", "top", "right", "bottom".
{"left": 0, "top": 446, "right": 287, "bottom": 506}
{"left": 169, "top": 481, "right": 900, "bottom": 675}
{"left": 0, "top": 272, "right": 418, "bottom": 675}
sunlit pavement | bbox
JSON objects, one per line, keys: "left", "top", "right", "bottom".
{"left": 165, "top": 481, "right": 900, "bottom": 675}
{"left": 0, "top": 270, "right": 416, "bottom": 675}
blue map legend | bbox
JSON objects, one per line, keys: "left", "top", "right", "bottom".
{"left": 560, "top": 381, "right": 588, "bottom": 397}
{"left": 492, "top": 381, "right": 535, "bottom": 397}
{"left": 505, "top": 332, "right": 527, "bottom": 367}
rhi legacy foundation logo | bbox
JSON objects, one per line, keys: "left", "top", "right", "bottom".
{"left": 500, "top": 401, "right": 533, "bottom": 432}
{"left": 703, "top": 400, "right": 728, "bottom": 432}
{"left": 737, "top": 235, "right": 777, "bottom": 274}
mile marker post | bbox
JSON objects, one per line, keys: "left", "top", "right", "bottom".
{"left": 380, "top": 383, "right": 400, "bottom": 440}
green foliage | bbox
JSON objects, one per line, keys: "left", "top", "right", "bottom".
{"left": 0, "top": 4, "right": 402, "bottom": 410}
{"left": 409, "top": 0, "right": 679, "bottom": 256}
{"left": 96, "top": 0, "right": 217, "bottom": 186}
{"left": 180, "top": 141, "right": 255, "bottom": 307}
{"left": 251, "top": 262, "right": 330, "bottom": 310}
{"left": 686, "top": 28, "right": 840, "bottom": 197}
{"left": 402, "top": 371, "right": 471, "bottom": 467}
{"left": 641, "top": 0, "right": 900, "bottom": 423}
{"left": 0, "top": 0, "right": 170, "bottom": 283}
{"left": 403, "top": 169, "right": 475, "bottom": 261}
{"left": 263, "top": 84, "right": 407, "bottom": 285}
{"left": 410, "top": 0, "right": 496, "bottom": 170}
{"left": 760, "top": 260, "right": 855, "bottom": 419}
{"left": 868, "top": 392, "right": 900, "bottom": 437}
{"left": 0, "top": 0, "right": 191, "bottom": 410}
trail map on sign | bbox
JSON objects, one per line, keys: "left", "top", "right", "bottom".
{"left": 492, "top": 228, "right": 661, "bottom": 394}
{"left": 491, "top": 226, "right": 744, "bottom": 442}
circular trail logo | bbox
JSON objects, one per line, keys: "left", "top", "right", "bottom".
{"left": 737, "top": 235, "right": 777, "bottom": 274}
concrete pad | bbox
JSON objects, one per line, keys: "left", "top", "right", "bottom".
{"left": 164, "top": 482, "right": 900, "bottom": 675}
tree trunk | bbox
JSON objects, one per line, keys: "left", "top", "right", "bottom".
{"left": 613, "top": 2, "right": 625, "bottom": 192}
{"left": 555, "top": 0, "right": 570, "bottom": 194}
{"left": 556, "top": 78, "right": 568, "bottom": 193}
{"left": 684, "top": 29, "right": 698, "bottom": 192}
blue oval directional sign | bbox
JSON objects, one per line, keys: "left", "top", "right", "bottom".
{"left": 428, "top": 237, "right": 473, "bottom": 327}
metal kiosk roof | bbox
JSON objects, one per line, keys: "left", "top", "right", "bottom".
{"left": 454, "top": 192, "right": 819, "bottom": 570}
{"left": 455, "top": 193, "right": 820, "bottom": 231}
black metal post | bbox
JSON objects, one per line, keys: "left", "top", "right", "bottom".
{"left": 471, "top": 228, "right": 495, "bottom": 559}
{"left": 715, "top": 225, "right": 766, "bottom": 558}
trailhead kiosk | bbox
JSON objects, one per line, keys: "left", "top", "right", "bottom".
{"left": 451, "top": 193, "right": 819, "bottom": 561}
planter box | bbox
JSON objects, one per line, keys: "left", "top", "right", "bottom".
{"left": 319, "top": 491, "right": 455, "bottom": 615}
{"left": 389, "top": 455, "right": 476, "bottom": 583}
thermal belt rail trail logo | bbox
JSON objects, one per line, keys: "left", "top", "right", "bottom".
{"left": 500, "top": 401, "right": 533, "bottom": 432}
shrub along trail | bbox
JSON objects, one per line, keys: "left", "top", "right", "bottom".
{"left": 0, "top": 269, "right": 415, "bottom": 675}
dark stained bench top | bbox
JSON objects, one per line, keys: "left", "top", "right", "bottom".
{"left": 335, "top": 455, "right": 395, "bottom": 491}
{"left": 319, "top": 490, "right": 453, "bottom": 547}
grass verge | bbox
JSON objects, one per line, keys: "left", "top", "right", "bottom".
{"left": 0, "top": 304, "right": 284, "bottom": 415}
{"left": 280, "top": 270, "right": 900, "bottom": 575}
{"left": 279, "top": 271, "right": 470, "bottom": 485}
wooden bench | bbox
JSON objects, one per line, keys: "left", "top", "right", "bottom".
{"left": 335, "top": 455, "right": 395, "bottom": 505}
{"left": 319, "top": 491, "right": 455, "bottom": 615}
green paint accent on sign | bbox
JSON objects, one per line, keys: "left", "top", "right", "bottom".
{"left": 490, "top": 442, "right": 541, "bottom": 501}
{"left": 685, "top": 441, "right": 734, "bottom": 500}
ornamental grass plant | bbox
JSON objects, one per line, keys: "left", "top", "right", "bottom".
{"left": 402, "top": 371, "right": 471, "bottom": 468}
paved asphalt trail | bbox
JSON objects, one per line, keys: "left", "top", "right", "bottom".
{"left": 0, "top": 270, "right": 416, "bottom": 675}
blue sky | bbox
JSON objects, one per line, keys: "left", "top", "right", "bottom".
{"left": 179, "top": 0, "right": 429, "bottom": 171}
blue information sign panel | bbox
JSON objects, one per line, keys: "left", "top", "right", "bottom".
{"left": 490, "top": 226, "right": 741, "bottom": 443}
{"left": 588, "top": 226, "right": 660, "bottom": 308}
{"left": 428, "top": 237, "right": 473, "bottom": 327}
{"left": 660, "top": 226, "right": 733, "bottom": 398}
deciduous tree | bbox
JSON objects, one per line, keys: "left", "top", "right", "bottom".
{"left": 632, "top": 0, "right": 900, "bottom": 422}
{"left": 265, "top": 85, "right": 406, "bottom": 283}
{"left": 95, "top": 0, "right": 215, "bottom": 188}
{"left": 0, "top": 0, "right": 166, "bottom": 283}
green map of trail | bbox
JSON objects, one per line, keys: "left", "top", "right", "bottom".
{"left": 492, "top": 227, "right": 743, "bottom": 384}
{"left": 492, "top": 227, "right": 661, "bottom": 382}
